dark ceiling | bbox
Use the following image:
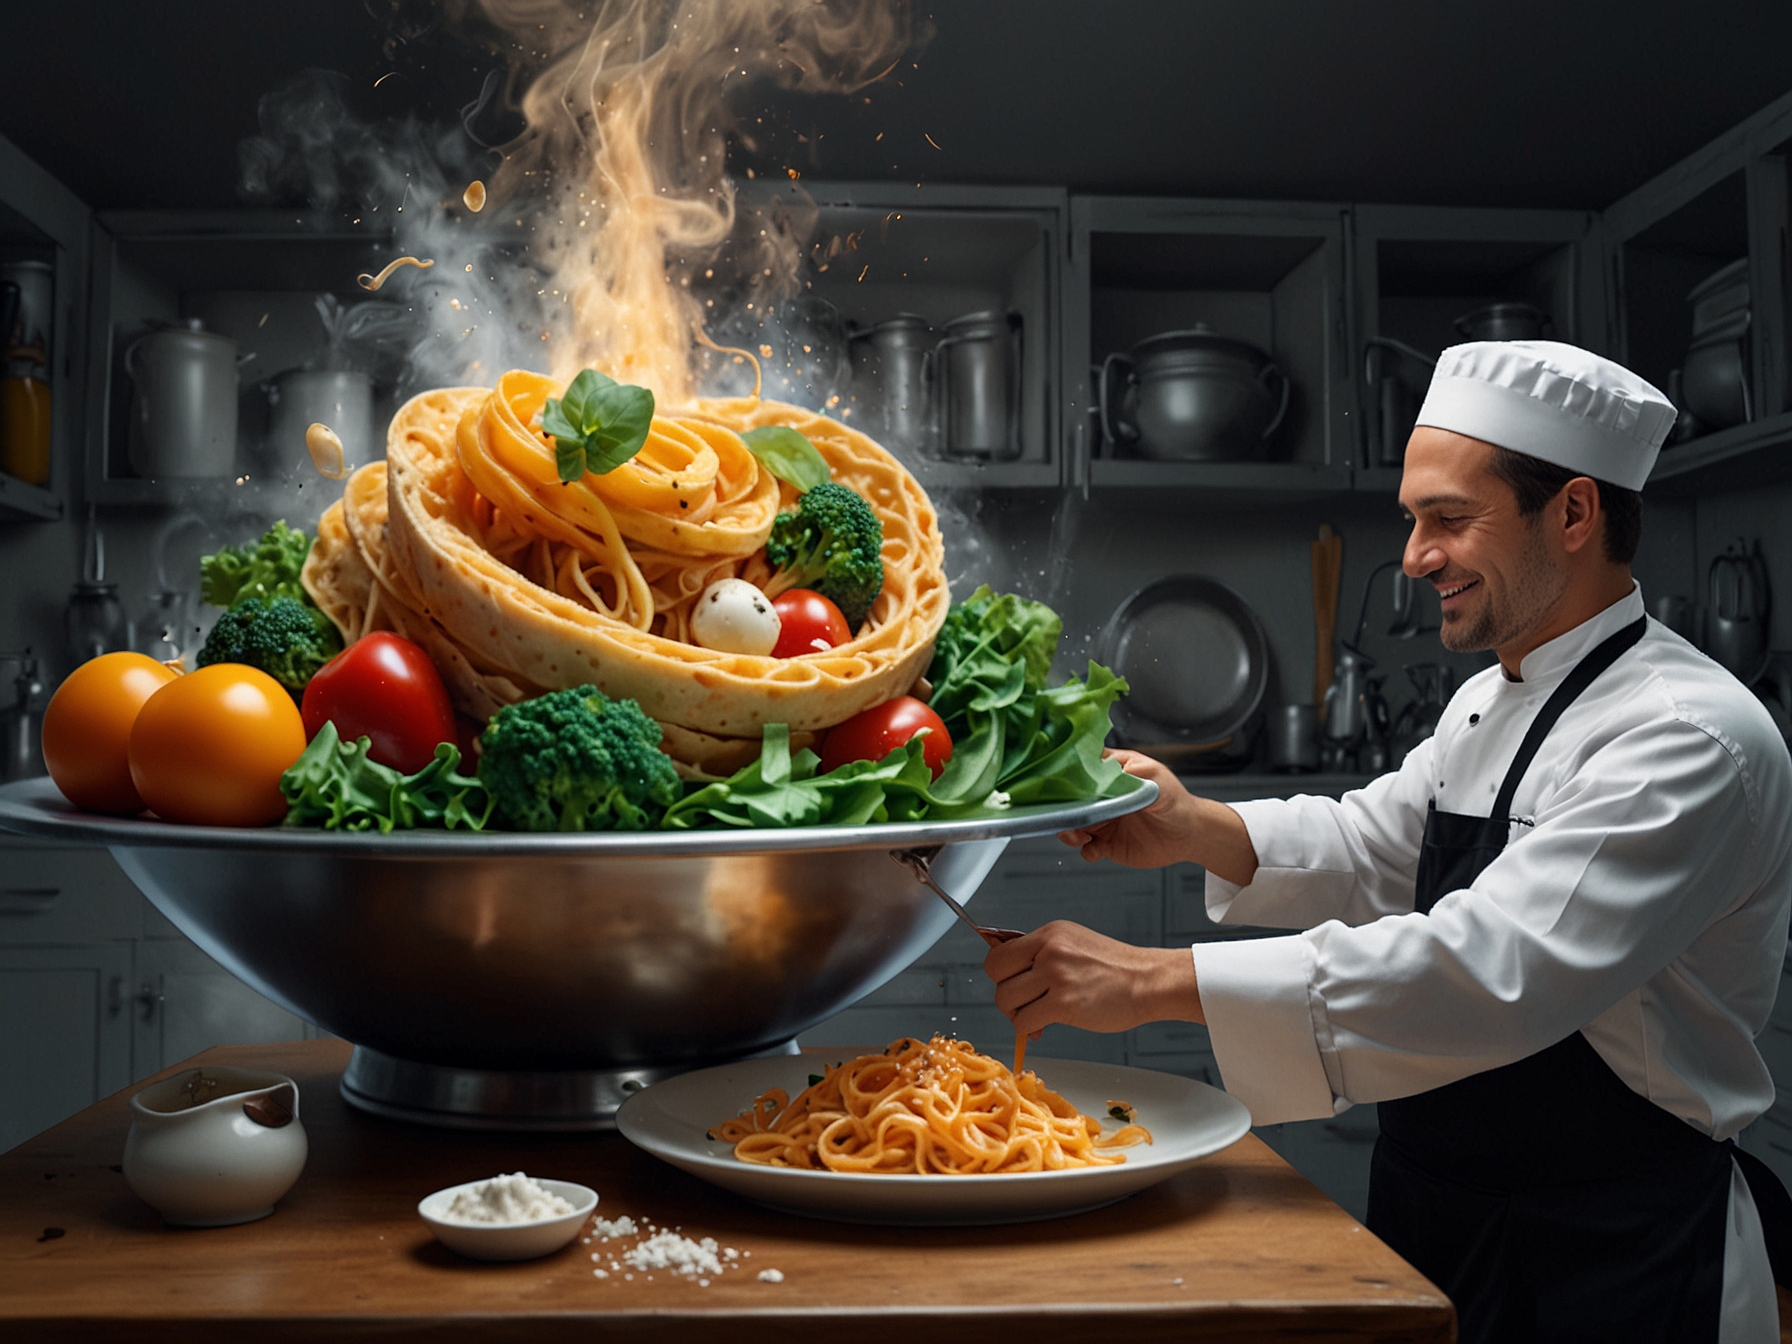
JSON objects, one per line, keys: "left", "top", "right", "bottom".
{"left": 4, "top": 1, "right": 1792, "bottom": 214}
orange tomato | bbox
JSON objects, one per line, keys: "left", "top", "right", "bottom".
{"left": 41, "top": 652, "right": 180, "bottom": 814}
{"left": 128, "top": 664, "right": 308, "bottom": 827}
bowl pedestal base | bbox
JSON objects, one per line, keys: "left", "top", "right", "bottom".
{"left": 339, "top": 1041, "right": 801, "bottom": 1131}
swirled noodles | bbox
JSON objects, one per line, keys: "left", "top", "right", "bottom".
{"left": 301, "top": 370, "right": 950, "bottom": 773}
{"left": 711, "top": 1036, "right": 1152, "bottom": 1174}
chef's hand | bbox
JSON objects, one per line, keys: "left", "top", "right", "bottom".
{"left": 1058, "top": 750, "right": 1259, "bottom": 885}
{"left": 985, "top": 920, "right": 1203, "bottom": 1039}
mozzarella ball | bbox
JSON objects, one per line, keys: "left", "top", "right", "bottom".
{"left": 690, "top": 578, "right": 781, "bottom": 656}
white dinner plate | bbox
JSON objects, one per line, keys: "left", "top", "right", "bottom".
{"left": 615, "top": 1053, "right": 1251, "bottom": 1226}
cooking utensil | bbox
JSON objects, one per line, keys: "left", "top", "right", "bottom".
{"left": 263, "top": 368, "right": 374, "bottom": 474}
{"left": 1321, "top": 644, "right": 1375, "bottom": 758}
{"left": 928, "top": 309, "right": 1021, "bottom": 462}
{"left": 1648, "top": 593, "right": 1696, "bottom": 641}
{"left": 126, "top": 318, "right": 247, "bottom": 478}
{"left": 1689, "top": 258, "right": 1750, "bottom": 336}
{"left": 1268, "top": 703, "right": 1320, "bottom": 772}
{"left": 1682, "top": 309, "right": 1752, "bottom": 430}
{"left": 64, "top": 511, "right": 131, "bottom": 666}
{"left": 1391, "top": 664, "right": 1453, "bottom": 767}
{"left": 0, "top": 651, "right": 45, "bottom": 782}
{"left": 1100, "top": 574, "right": 1271, "bottom": 748}
{"left": 1312, "top": 523, "right": 1343, "bottom": 712}
{"left": 893, "top": 846, "right": 1023, "bottom": 946}
{"left": 617, "top": 1053, "right": 1252, "bottom": 1226}
{"left": 1706, "top": 540, "right": 1771, "bottom": 684}
{"left": 846, "top": 314, "right": 934, "bottom": 457}
{"left": 1453, "top": 302, "right": 1551, "bottom": 342}
{"left": 1363, "top": 336, "right": 1436, "bottom": 467}
{"left": 1099, "top": 325, "right": 1290, "bottom": 461}
{"left": 0, "top": 774, "right": 1154, "bottom": 1129}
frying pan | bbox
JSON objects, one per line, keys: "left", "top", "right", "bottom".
{"left": 1100, "top": 574, "right": 1270, "bottom": 749}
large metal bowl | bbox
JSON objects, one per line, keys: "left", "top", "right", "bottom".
{"left": 0, "top": 777, "right": 1154, "bottom": 1129}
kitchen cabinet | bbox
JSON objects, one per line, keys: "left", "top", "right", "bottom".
{"left": 1607, "top": 88, "right": 1792, "bottom": 495}
{"left": 1349, "top": 202, "right": 1597, "bottom": 495}
{"left": 799, "top": 182, "right": 1066, "bottom": 489}
{"left": 0, "top": 839, "right": 313, "bottom": 1152}
{"left": 1069, "top": 196, "right": 1355, "bottom": 500}
{"left": 0, "top": 133, "right": 88, "bottom": 522}
{"left": 0, "top": 943, "right": 131, "bottom": 1153}
{"left": 83, "top": 209, "right": 402, "bottom": 508}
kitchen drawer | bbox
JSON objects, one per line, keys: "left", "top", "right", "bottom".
{"left": 0, "top": 943, "right": 134, "bottom": 1154}
{"left": 0, "top": 842, "right": 147, "bottom": 945}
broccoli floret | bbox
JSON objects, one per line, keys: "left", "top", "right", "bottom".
{"left": 477, "top": 686, "right": 682, "bottom": 832}
{"left": 195, "top": 596, "right": 343, "bottom": 696}
{"left": 201, "top": 521, "right": 314, "bottom": 608}
{"left": 761, "top": 481, "right": 884, "bottom": 631}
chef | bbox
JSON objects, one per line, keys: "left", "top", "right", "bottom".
{"left": 988, "top": 341, "right": 1792, "bottom": 1343}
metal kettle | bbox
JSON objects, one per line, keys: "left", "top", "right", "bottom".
{"left": 1706, "top": 540, "right": 1771, "bottom": 684}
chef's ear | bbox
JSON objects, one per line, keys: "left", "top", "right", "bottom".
{"left": 1559, "top": 476, "right": 1603, "bottom": 556}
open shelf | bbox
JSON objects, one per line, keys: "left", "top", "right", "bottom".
{"left": 1088, "top": 457, "right": 1351, "bottom": 499}
{"left": 1646, "top": 408, "right": 1792, "bottom": 495}
{"left": 1350, "top": 204, "right": 1592, "bottom": 482}
{"left": 1069, "top": 197, "right": 1353, "bottom": 495}
{"left": 0, "top": 471, "right": 62, "bottom": 521}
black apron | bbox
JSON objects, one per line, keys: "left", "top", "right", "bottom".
{"left": 1367, "top": 615, "right": 1792, "bottom": 1344}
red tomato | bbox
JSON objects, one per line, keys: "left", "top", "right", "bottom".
{"left": 819, "top": 696, "right": 953, "bottom": 779}
{"left": 771, "top": 588, "right": 851, "bottom": 658}
{"left": 128, "top": 664, "right": 308, "bottom": 827}
{"left": 300, "top": 632, "right": 456, "bottom": 775}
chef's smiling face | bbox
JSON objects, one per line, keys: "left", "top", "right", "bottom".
{"left": 1398, "top": 427, "right": 1570, "bottom": 660}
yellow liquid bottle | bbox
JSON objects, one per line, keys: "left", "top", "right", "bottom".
{"left": 0, "top": 376, "right": 52, "bottom": 485}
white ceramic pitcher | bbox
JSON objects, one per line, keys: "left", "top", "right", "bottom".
{"left": 123, "top": 1066, "right": 308, "bottom": 1227}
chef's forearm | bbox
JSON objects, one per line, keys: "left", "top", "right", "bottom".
{"left": 1184, "top": 794, "right": 1258, "bottom": 886}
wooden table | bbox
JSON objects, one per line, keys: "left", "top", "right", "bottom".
{"left": 0, "top": 1040, "right": 1453, "bottom": 1342}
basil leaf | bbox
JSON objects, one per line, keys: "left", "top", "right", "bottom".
{"left": 740, "top": 426, "right": 830, "bottom": 492}
{"left": 541, "top": 369, "right": 656, "bottom": 482}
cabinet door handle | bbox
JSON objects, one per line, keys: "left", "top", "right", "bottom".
{"left": 135, "top": 982, "right": 163, "bottom": 1022}
{"left": 0, "top": 887, "right": 59, "bottom": 915}
{"left": 108, "top": 975, "right": 123, "bottom": 1019}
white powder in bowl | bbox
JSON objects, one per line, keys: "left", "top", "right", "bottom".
{"left": 443, "top": 1173, "right": 575, "bottom": 1224}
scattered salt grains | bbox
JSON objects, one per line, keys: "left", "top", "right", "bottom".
{"left": 593, "top": 1269, "right": 608, "bottom": 1279}
{"left": 757, "top": 1268, "right": 785, "bottom": 1283}
{"left": 590, "top": 1214, "right": 637, "bottom": 1238}
{"left": 623, "top": 1230, "right": 724, "bottom": 1277}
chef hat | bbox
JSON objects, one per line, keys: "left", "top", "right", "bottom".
{"left": 1414, "top": 340, "right": 1675, "bottom": 491}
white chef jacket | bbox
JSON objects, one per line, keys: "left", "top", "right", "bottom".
{"left": 1191, "top": 585, "right": 1792, "bottom": 1341}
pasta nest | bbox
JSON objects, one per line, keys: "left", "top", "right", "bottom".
{"left": 302, "top": 370, "right": 949, "bottom": 774}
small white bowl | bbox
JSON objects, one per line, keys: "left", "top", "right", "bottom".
{"left": 418, "top": 1178, "right": 597, "bottom": 1261}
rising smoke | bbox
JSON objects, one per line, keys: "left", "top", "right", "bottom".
{"left": 239, "top": 0, "right": 922, "bottom": 405}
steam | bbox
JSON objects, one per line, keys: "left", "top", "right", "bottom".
{"left": 240, "top": 3, "right": 918, "bottom": 408}
{"left": 468, "top": 0, "right": 918, "bottom": 404}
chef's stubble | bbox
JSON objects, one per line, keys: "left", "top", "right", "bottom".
{"left": 1438, "top": 516, "right": 1566, "bottom": 655}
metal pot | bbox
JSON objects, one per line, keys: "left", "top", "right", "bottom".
{"left": 1453, "top": 302, "right": 1551, "bottom": 342}
{"left": 1682, "top": 309, "right": 1752, "bottom": 430}
{"left": 847, "top": 314, "right": 934, "bottom": 457}
{"left": 1100, "top": 325, "right": 1290, "bottom": 461}
{"left": 264, "top": 368, "right": 374, "bottom": 473}
{"left": 126, "top": 318, "right": 243, "bottom": 479}
{"left": 1706, "top": 540, "right": 1771, "bottom": 684}
{"left": 928, "top": 309, "right": 1021, "bottom": 462}
{"left": 1363, "top": 336, "right": 1436, "bottom": 467}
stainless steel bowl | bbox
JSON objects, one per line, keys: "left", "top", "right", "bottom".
{"left": 0, "top": 777, "right": 1154, "bottom": 1129}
